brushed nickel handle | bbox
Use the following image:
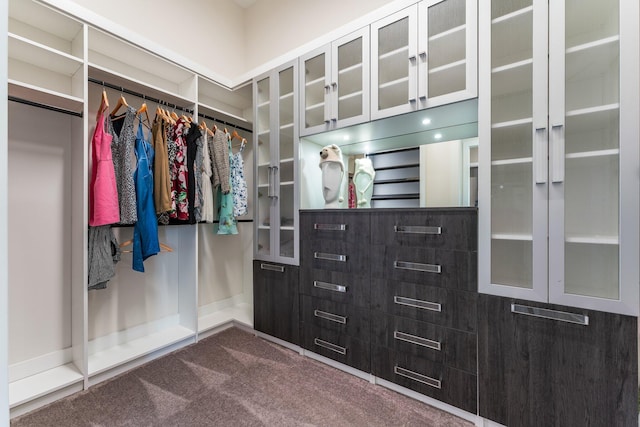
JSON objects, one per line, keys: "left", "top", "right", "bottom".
{"left": 314, "top": 223, "right": 347, "bottom": 231}
{"left": 314, "top": 309, "right": 347, "bottom": 324}
{"left": 394, "top": 296, "right": 441, "bottom": 312}
{"left": 511, "top": 304, "right": 589, "bottom": 325}
{"left": 314, "top": 338, "right": 346, "bottom": 355}
{"left": 394, "top": 366, "right": 441, "bottom": 389}
{"left": 313, "top": 281, "right": 347, "bottom": 293}
{"left": 314, "top": 252, "right": 347, "bottom": 262}
{"left": 394, "top": 331, "right": 441, "bottom": 351}
{"left": 394, "top": 260, "right": 441, "bottom": 273}
{"left": 260, "top": 263, "right": 284, "bottom": 273}
{"left": 394, "top": 225, "right": 442, "bottom": 235}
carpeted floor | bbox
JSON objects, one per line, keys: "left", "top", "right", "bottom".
{"left": 11, "top": 327, "right": 474, "bottom": 426}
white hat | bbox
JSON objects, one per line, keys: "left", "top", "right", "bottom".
{"left": 319, "top": 144, "right": 344, "bottom": 171}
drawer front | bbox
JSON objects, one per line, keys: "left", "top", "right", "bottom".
{"left": 299, "top": 268, "right": 370, "bottom": 307}
{"left": 300, "top": 211, "right": 370, "bottom": 245}
{"left": 371, "top": 245, "right": 476, "bottom": 292}
{"left": 371, "top": 311, "right": 476, "bottom": 374}
{"left": 371, "top": 209, "right": 477, "bottom": 251}
{"left": 372, "top": 347, "right": 477, "bottom": 414}
{"left": 371, "top": 278, "right": 477, "bottom": 333}
{"left": 301, "top": 295, "right": 370, "bottom": 339}
{"left": 301, "top": 323, "right": 371, "bottom": 373}
{"left": 301, "top": 239, "right": 369, "bottom": 274}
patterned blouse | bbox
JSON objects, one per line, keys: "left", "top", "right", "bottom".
{"left": 169, "top": 118, "right": 189, "bottom": 221}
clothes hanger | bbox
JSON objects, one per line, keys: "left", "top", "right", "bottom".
{"left": 119, "top": 239, "right": 173, "bottom": 253}
{"left": 100, "top": 89, "right": 109, "bottom": 113}
{"left": 137, "top": 102, "right": 152, "bottom": 130}
{"left": 110, "top": 92, "right": 129, "bottom": 117}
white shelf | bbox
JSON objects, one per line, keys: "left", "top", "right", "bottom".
{"left": 8, "top": 80, "right": 83, "bottom": 113}
{"left": 430, "top": 24, "right": 466, "bottom": 42}
{"left": 9, "top": 363, "right": 83, "bottom": 408}
{"left": 339, "top": 63, "right": 363, "bottom": 75}
{"left": 8, "top": 33, "right": 83, "bottom": 76}
{"left": 280, "top": 123, "right": 294, "bottom": 131}
{"left": 565, "top": 149, "right": 619, "bottom": 159}
{"left": 88, "top": 325, "right": 195, "bottom": 376}
{"left": 338, "top": 90, "right": 363, "bottom": 102}
{"left": 279, "top": 157, "right": 295, "bottom": 164}
{"left": 566, "top": 103, "right": 619, "bottom": 118}
{"left": 378, "top": 46, "right": 409, "bottom": 61}
{"left": 280, "top": 226, "right": 295, "bottom": 231}
{"left": 492, "top": 118, "right": 533, "bottom": 129}
{"left": 566, "top": 236, "right": 619, "bottom": 245}
{"left": 379, "top": 76, "right": 410, "bottom": 90}
{"left": 492, "top": 233, "right": 533, "bottom": 241}
{"left": 258, "top": 225, "right": 271, "bottom": 230}
{"left": 491, "top": 5, "right": 533, "bottom": 24}
{"left": 491, "top": 157, "right": 533, "bottom": 166}
{"left": 198, "top": 303, "right": 253, "bottom": 333}
{"left": 305, "top": 76, "right": 325, "bottom": 88}
{"left": 429, "top": 59, "right": 466, "bottom": 75}
{"left": 279, "top": 91, "right": 294, "bottom": 101}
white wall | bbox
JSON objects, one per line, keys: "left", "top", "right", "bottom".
{"left": 420, "top": 140, "right": 463, "bottom": 207}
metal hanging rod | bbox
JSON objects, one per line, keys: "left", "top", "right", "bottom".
{"left": 8, "top": 96, "right": 83, "bottom": 117}
{"left": 88, "top": 78, "right": 253, "bottom": 134}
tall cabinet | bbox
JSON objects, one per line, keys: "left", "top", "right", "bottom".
{"left": 478, "top": 0, "right": 639, "bottom": 424}
{"left": 479, "top": 0, "right": 639, "bottom": 315}
{"left": 371, "top": 0, "right": 477, "bottom": 120}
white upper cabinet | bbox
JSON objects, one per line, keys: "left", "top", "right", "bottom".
{"left": 478, "top": 0, "right": 639, "bottom": 316}
{"left": 371, "top": 0, "right": 477, "bottom": 121}
{"left": 300, "top": 27, "right": 370, "bottom": 136}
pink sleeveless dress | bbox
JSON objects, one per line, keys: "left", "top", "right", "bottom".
{"left": 89, "top": 106, "right": 120, "bottom": 226}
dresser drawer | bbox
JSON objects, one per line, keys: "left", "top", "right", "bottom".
{"left": 301, "top": 238, "right": 369, "bottom": 274}
{"left": 371, "top": 209, "right": 477, "bottom": 251}
{"left": 301, "top": 295, "right": 371, "bottom": 339}
{"left": 301, "top": 323, "right": 371, "bottom": 373}
{"left": 300, "top": 211, "right": 370, "bottom": 245}
{"left": 371, "top": 311, "right": 476, "bottom": 374}
{"left": 371, "top": 278, "right": 477, "bottom": 333}
{"left": 372, "top": 347, "right": 477, "bottom": 414}
{"left": 300, "top": 268, "right": 370, "bottom": 307}
{"left": 371, "top": 245, "right": 476, "bottom": 292}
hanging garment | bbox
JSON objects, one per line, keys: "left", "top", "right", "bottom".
{"left": 89, "top": 105, "right": 119, "bottom": 226}
{"left": 194, "top": 130, "right": 204, "bottom": 223}
{"left": 217, "top": 133, "right": 238, "bottom": 235}
{"left": 88, "top": 225, "right": 121, "bottom": 290}
{"left": 151, "top": 117, "right": 171, "bottom": 217}
{"left": 132, "top": 122, "right": 160, "bottom": 272}
{"left": 185, "top": 126, "right": 202, "bottom": 224}
{"left": 169, "top": 118, "right": 189, "bottom": 221}
{"left": 230, "top": 141, "right": 248, "bottom": 217}
{"left": 200, "top": 132, "right": 215, "bottom": 223}
{"left": 108, "top": 106, "right": 138, "bottom": 224}
{"left": 210, "top": 127, "right": 230, "bottom": 193}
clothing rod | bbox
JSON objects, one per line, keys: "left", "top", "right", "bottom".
{"left": 8, "top": 96, "right": 83, "bottom": 117}
{"left": 197, "top": 112, "right": 252, "bottom": 134}
{"left": 88, "top": 78, "right": 193, "bottom": 114}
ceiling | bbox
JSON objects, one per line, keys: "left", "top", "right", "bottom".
{"left": 233, "top": 0, "right": 258, "bottom": 8}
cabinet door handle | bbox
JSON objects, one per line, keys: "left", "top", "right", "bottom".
{"left": 314, "top": 338, "right": 347, "bottom": 355}
{"left": 394, "top": 225, "right": 441, "bottom": 235}
{"left": 511, "top": 304, "right": 589, "bottom": 325}
{"left": 260, "top": 263, "right": 284, "bottom": 273}
{"left": 271, "top": 165, "right": 279, "bottom": 199}
{"left": 267, "top": 166, "right": 273, "bottom": 198}
{"left": 314, "top": 309, "right": 347, "bottom": 324}
{"left": 394, "top": 331, "right": 441, "bottom": 351}
{"left": 394, "top": 296, "right": 441, "bottom": 312}
{"left": 324, "top": 84, "right": 331, "bottom": 124}
{"left": 313, "top": 280, "right": 347, "bottom": 293}
{"left": 394, "top": 365, "right": 441, "bottom": 389}
{"left": 314, "top": 252, "right": 347, "bottom": 262}
{"left": 534, "top": 127, "right": 548, "bottom": 184}
{"left": 418, "top": 51, "right": 427, "bottom": 100}
{"left": 314, "top": 223, "right": 347, "bottom": 231}
{"left": 550, "top": 124, "right": 565, "bottom": 183}
{"left": 394, "top": 261, "right": 441, "bottom": 273}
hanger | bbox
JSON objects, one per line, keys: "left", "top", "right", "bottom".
{"left": 100, "top": 89, "right": 109, "bottom": 112}
{"left": 119, "top": 239, "right": 173, "bottom": 253}
{"left": 137, "top": 102, "right": 152, "bottom": 129}
{"left": 110, "top": 93, "right": 129, "bottom": 117}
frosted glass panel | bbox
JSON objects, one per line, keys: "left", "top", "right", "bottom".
{"left": 304, "top": 54, "right": 326, "bottom": 128}
{"left": 491, "top": 163, "right": 532, "bottom": 236}
{"left": 337, "top": 37, "right": 363, "bottom": 120}
{"left": 428, "top": 0, "right": 465, "bottom": 36}
{"left": 491, "top": 239, "right": 532, "bottom": 288}
{"left": 279, "top": 66, "right": 294, "bottom": 157}
{"left": 491, "top": 123, "right": 532, "bottom": 161}
{"left": 377, "top": 17, "right": 409, "bottom": 111}
{"left": 565, "top": 243, "right": 618, "bottom": 299}
{"left": 256, "top": 77, "right": 270, "bottom": 165}
{"left": 491, "top": 0, "right": 532, "bottom": 20}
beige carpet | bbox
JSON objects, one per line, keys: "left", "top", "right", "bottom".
{"left": 11, "top": 327, "right": 473, "bottom": 426}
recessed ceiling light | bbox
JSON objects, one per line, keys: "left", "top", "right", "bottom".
{"left": 422, "top": 118, "right": 431, "bottom": 125}
{"left": 434, "top": 133, "right": 442, "bottom": 139}
{"left": 343, "top": 135, "right": 350, "bottom": 141}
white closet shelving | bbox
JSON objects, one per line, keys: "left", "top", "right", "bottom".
{"left": 5, "top": 0, "right": 254, "bottom": 417}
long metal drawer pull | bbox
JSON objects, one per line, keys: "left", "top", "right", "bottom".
{"left": 313, "top": 281, "right": 347, "bottom": 293}
{"left": 394, "top": 261, "right": 441, "bottom": 274}
{"left": 394, "top": 366, "right": 441, "bottom": 389}
{"left": 314, "top": 309, "right": 347, "bottom": 324}
{"left": 394, "top": 225, "right": 442, "bottom": 235}
{"left": 314, "top": 252, "right": 347, "bottom": 262}
{"left": 260, "top": 263, "right": 284, "bottom": 273}
{"left": 394, "top": 331, "right": 441, "bottom": 351}
{"left": 314, "top": 338, "right": 347, "bottom": 355}
{"left": 314, "top": 223, "right": 347, "bottom": 231}
{"left": 394, "top": 296, "right": 441, "bottom": 312}
{"left": 511, "top": 304, "right": 589, "bottom": 325}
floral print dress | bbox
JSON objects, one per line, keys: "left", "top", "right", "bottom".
{"left": 169, "top": 118, "right": 189, "bottom": 221}
{"left": 230, "top": 140, "right": 248, "bottom": 217}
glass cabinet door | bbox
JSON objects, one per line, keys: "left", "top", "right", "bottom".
{"left": 371, "top": 7, "right": 418, "bottom": 120}
{"left": 277, "top": 65, "right": 297, "bottom": 260}
{"left": 300, "top": 48, "right": 330, "bottom": 136}
{"left": 479, "top": 0, "right": 549, "bottom": 302}
{"left": 548, "top": 0, "right": 637, "bottom": 315}
{"left": 254, "top": 75, "right": 273, "bottom": 258}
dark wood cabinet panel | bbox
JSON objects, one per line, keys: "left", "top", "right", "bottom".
{"left": 371, "top": 278, "right": 477, "bottom": 333}
{"left": 253, "top": 261, "right": 300, "bottom": 345}
{"left": 478, "top": 294, "right": 638, "bottom": 427}
{"left": 370, "top": 245, "right": 477, "bottom": 292}
{"left": 301, "top": 295, "right": 371, "bottom": 340}
{"left": 371, "top": 310, "right": 477, "bottom": 374}
{"left": 299, "top": 267, "right": 370, "bottom": 307}
{"left": 372, "top": 346, "right": 477, "bottom": 414}
{"left": 301, "top": 323, "right": 371, "bottom": 372}
{"left": 300, "top": 210, "right": 370, "bottom": 245}
{"left": 370, "top": 209, "right": 477, "bottom": 251}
